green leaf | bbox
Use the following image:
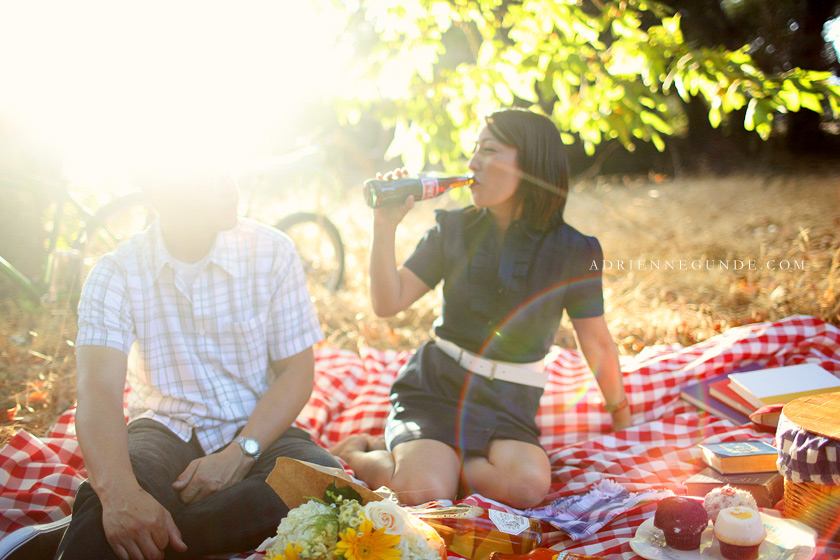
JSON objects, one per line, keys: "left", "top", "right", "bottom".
{"left": 651, "top": 132, "right": 665, "bottom": 152}
{"left": 744, "top": 98, "right": 758, "bottom": 131}
{"left": 828, "top": 94, "right": 840, "bottom": 118}
{"left": 335, "top": 0, "right": 840, "bottom": 164}
{"left": 708, "top": 96, "right": 722, "bottom": 128}
{"left": 323, "top": 480, "right": 363, "bottom": 505}
{"left": 708, "top": 106, "right": 721, "bottom": 128}
{"left": 640, "top": 111, "right": 673, "bottom": 134}
{"left": 673, "top": 74, "right": 688, "bottom": 102}
{"left": 501, "top": 65, "right": 538, "bottom": 102}
{"left": 799, "top": 92, "right": 823, "bottom": 113}
{"left": 777, "top": 87, "right": 800, "bottom": 112}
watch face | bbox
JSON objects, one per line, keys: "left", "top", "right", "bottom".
{"left": 243, "top": 438, "right": 259, "bottom": 455}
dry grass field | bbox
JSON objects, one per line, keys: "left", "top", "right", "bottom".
{"left": 1, "top": 171, "right": 838, "bottom": 445}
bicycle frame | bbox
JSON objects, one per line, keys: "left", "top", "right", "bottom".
{"left": 1, "top": 142, "right": 346, "bottom": 301}
{"left": 0, "top": 254, "right": 42, "bottom": 301}
{"left": 237, "top": 144, "right": 346, "bottom": 292}
{"left": 1, "top": 172, "right": 100, "bottom": 304}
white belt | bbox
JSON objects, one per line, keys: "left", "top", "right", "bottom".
{"left": 434, "top": 338, "right": 548, "bottom": 388}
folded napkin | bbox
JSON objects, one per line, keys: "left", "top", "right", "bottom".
{"left": 517, "top": 480, "right": 673, "bottom": 540}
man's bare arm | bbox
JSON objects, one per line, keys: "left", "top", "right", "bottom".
{"left": 75, "top": 345, "right": 186, "bottom": 560}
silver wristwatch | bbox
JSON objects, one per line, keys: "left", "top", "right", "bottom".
{"left": 233, "top": 436, "right": 261, "bottom": 461}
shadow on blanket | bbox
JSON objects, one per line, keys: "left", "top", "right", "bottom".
{"left": 2, "top": 315, "right": 839, "bottom": 559}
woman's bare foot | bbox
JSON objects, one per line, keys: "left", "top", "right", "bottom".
{"left": 365, "top": 434, "right": 387, "bottom": 451}
{"left": 330, "top": 434, "right": 394, "bottom": 488}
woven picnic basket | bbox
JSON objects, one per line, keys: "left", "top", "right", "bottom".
{"left": 777, "top": 392, "right": 840, "bottom": 542}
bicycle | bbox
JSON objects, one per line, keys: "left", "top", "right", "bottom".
{"left": 236, "top": 143, "right": 346, "bottom": 293}
{"left": 84, "top": 144, "right": 348, "bottom": 293}
{"left": 0, "top": 144, "right": 346, "bottom": 307}
{"left": 0, "top": 171, "right": 155, "bottom": 309}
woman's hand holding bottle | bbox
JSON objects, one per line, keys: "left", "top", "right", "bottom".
{"left": 371, "top": 168, "right": 415, "bottom": 230}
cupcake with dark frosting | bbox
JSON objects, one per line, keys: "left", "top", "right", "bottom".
{"left": 653, "top": 496, "right": 710, "bottom": 550}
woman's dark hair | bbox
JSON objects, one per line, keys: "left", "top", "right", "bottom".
{"left": 484, "top": 108, "right": 569, "bottom": 230}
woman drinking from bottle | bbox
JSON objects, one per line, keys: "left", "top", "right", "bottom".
{"left": 332, "top": 108, "right": 630, "bottom": 509}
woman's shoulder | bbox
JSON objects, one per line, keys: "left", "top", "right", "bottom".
{"left": 432, "top": 205, "right": 484, "bottom": 228}
{"left": 550, "top": 221, "right": 597, "bottom": 241}
{"left": 548, "top": 222, "right": 603, "bottom": 256}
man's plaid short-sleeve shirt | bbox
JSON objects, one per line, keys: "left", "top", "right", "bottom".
{"left": 76, "top": 217, "right": 324, "bottom": 453}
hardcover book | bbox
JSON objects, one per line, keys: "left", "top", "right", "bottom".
{"left": 679, "top": 373, "right": 750, "bottom": 425}
{"left": 708, "top": 379, "right": 757, "bottom": 416}
{"left": 684, "top": 467, "right": 784, "bottom": 508}
{"left": 728, "top": 363, "right": 840, "bottom": 409}
{"left": 698, "top": 440, "right": 779, "bottom": 474}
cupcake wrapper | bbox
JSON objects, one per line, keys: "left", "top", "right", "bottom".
{"left": 664, "top": 530, "right": 704, "bottom": 551}
{"left": 719, "top": 541, "right": 761, "bottom": 560}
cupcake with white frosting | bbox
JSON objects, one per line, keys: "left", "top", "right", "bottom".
{"left": 713, "top": 506, "right": 766, "bottom": 560}
{"left": 703, "top": 485, "right": 757, "bottom": 523}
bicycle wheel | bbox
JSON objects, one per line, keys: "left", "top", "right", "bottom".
{"left": 76, "top": 193, "right": 156, "bottom": 283}
{"left": 275, "top": 212, "right": 345, "bottom": 293}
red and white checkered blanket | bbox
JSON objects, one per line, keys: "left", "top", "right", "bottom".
{"left": 2, "top": 315, "right": 840, "bottom": 558}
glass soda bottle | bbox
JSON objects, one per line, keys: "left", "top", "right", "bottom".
{"left": 363, "top": 175, "right": 473, "bottom": 208}
{"left": 408, "top": 505, "right": 542, "bottom": 560}
{"left": 488, "top": 549, "right": 608, "bottom": 560}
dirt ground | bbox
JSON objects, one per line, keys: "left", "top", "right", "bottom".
{"left": 1, "top": 171, "right": 838, "bottom": 445}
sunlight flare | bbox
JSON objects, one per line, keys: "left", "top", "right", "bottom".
{"left": 0, "top": 0, "right": 354, "bottom": 188}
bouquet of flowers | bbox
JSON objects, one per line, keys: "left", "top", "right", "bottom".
{"left": 258, "top": 482, "right": 445, "bottom": 560}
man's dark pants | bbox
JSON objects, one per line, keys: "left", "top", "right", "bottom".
{"left": 55, "top": 419, "right": 341, "bottom": 559}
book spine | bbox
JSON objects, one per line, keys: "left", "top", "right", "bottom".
{"left": 681, "top": 391, "right": 749, "bottom": 425}
{"left": 727, "top": 380, "right": 766, "bottom": 409}
{"left": 709, "top": 387, "right": 755, "bottom": 416}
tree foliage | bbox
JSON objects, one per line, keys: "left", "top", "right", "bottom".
{"left": 335, "top": 0, "right": 840, "bottom": 167}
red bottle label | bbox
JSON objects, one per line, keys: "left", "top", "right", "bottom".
{"left": 421, "top": 177, "right": 439, "bottom": 200}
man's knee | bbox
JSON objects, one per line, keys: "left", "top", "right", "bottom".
{"left": 70, "top": 480, "right": 100, "bottom": 513}
{"left": 258, "top": 428, "right": 341, "bottom": 474}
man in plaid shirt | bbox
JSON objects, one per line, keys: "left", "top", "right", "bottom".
{"left": 48, "top": 165, "right": 341, "bottom": 560}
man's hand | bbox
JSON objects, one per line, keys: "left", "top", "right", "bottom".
{"left": 171, "top": 445, "right": 252, "bottom": 505}
{"left": 102, "top": 486, "right": 187, "bottom": 560}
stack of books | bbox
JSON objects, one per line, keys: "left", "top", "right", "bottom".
{"left": 679, "top": 363, "right": 840, "bottom": 425}
{"left": 684, "top": 440, "right": 784, "bottom": 508}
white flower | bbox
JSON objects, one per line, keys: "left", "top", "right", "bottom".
{"left": 337, "top": 499, "right": 366, "bottom": 529}
{"left": 265, "top": 501, "right": 338, "bottom": 560}
{"left": 397, "top": 531, "right": 441, "bottom": 560}
{"left": 260, "top": 492, "right": 442, "bottom": 560}
{"left": 364, "top": 500, "right": 409, "bottom": 536}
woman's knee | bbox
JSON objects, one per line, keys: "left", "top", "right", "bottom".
{"left": 390, "top": 473, "right": 458, "bottom": 506}
{"left": 467, "top": 443, "right": 551, "bottom": 508}
{"left": 501, "top": 473, "right": 550, "bottom": 509}
{"left": 388, "top": 439, "right": 461, "bottom": 505}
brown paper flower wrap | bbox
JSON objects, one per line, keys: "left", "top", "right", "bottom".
{"left": 259, "top": 458, "right": 446, "bottom": 560}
